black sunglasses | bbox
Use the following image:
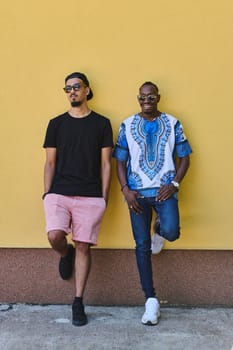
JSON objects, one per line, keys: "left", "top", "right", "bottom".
{"left": 63, "top": 83, "right": 82, "bottom": 93}
{"left": 138, "top": 95, "right": 158, "bottom": 102}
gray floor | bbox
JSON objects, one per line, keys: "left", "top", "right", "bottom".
{"left": 0, "top": 304, "right": 233, "bottom": 350}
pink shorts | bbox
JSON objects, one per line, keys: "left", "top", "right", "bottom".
{"left": 43, "top": 194, "right": 106, "bottom": 245}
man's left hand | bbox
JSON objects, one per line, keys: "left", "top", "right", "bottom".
{"left": 156, "top": 184, "right": 177, "bottom": 202}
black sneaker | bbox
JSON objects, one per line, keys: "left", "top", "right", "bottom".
{"left": 72, "top": 300, "right": 88, "bottom": 326}
{"left": 59, "top": 244, "right": 75, "bottom": 280}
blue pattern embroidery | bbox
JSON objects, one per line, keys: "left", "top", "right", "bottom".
{"left": 131, "top": 114, "right": 171, "bottom": 180}
{"left": 117, "top": 123, "right": 128, "bottom": 149}
{"left": 128, "top": 172, "right": 143, "bottom": 189}
{"left": 160, "top": 170, "right": 176, "bottom": 185}
{"left": 175, "top": 121, "right": 186, "bottom": 143}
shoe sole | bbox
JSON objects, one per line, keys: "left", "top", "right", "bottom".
{"left": 141, "top": 313, "right": 160, "bottom": 326}
{"left": 72, "top": 319, "right": 88, "bottom": 327}
{"left": 142, "top": 319, "right": 159, "bottom": 326}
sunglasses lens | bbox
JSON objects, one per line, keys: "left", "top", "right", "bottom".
{"left": 138, "top": 96, "right": 146, "bottom": 101}
{"left": 148, "top": 96, "right": 156, "bottom": 101}
{"left": 73, "top": 83, "right": 81, "bottom": 91}
{"left": 64, "top": 86, "right": 71, "bottom": 93}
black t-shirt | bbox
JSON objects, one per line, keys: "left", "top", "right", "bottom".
{"left": 43, "top": 111, "right": 114, "bottom": 197}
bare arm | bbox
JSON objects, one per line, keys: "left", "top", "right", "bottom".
{"left": 116, "top": 160, "right": 142, "bottom": 213}
{"left": 173, "top": 155, "right": 190, "bottom": 183}
{"left": 116, "top": 160, "right": 128, "bottom": 192}
{"left": 44, "top": 147, "right": 57, "bottom": 194}
{"left": 156, "top": 155, "right": 190, "bottom": 201}
{"left": 101, "top": 147, "right": 112, "bottom": 205}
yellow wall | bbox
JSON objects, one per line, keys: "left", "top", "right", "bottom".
{"left": 0, "top": 0, "right": 232, "bottom": 248}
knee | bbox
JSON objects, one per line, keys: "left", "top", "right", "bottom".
{"left": 48, "top": 230, "right": 66, "bottom": 247}
{"left": 159, "top": 219, "right": 180, "bottom": 241}
{"left": 75, "top": 242, "right": 90, "bottom": 256}
{"left": 162, "top": 229, "right": 180, "bottom": 242}
{"left": 135, "top": 239, "right": 151, "bottom": 253}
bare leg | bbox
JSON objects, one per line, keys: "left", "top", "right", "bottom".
{"left": 48, "top": 230, "right": 68, "bottom": 257}
{"left": 74, "top": 241, "right": 91, "bottom": 297}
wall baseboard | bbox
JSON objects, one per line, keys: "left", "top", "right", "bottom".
{"left": 0, "top": 249, "right": 232, "bottom": 306}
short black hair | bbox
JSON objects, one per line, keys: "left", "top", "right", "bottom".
{"left": 140, "top": 81, "right": 159, "bottom": 93}
{"left": 65, "top": 72, "right": 93, "bottom": 100}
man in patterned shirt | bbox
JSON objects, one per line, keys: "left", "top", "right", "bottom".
{"left": 113, "top": 81, "right": 192, "bottom": 326}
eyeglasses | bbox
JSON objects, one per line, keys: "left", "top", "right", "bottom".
{"left": 137, "top": 95, "right": 158, "bottom": 102}
{"left": 63, "top": 83, "right": 83, "bottom": 93}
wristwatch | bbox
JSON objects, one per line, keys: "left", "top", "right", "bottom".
{"left": 171, "top": 180, "right": 179, "bottom": 189}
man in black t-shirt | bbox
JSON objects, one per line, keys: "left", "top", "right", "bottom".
{"left": 43, "top": 72, "right": 113, "bottom": 326}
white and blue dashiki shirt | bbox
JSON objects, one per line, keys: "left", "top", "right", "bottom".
{"left": 113, "top": 113, "right": 192, "bottom": 197}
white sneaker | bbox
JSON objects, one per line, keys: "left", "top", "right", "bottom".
{"left": 151, "top": 216, "right": 165, "bottom": 254}
{"left": 141, "top": 297, "right": 160, "bottom": 325}
{"left": 151, "top": 233, "right": 165, "bottom": 254}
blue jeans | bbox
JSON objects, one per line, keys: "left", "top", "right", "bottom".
{"left": 129, "top": 195, "right": 180, "bottom": 299}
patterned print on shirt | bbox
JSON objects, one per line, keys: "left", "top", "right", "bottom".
{"left": 131, "top": 114, "right": 171, "bottom": 180}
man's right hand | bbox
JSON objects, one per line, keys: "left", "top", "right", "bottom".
{"left": 122, "top": 188, "right": 142, "bottom": 214}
